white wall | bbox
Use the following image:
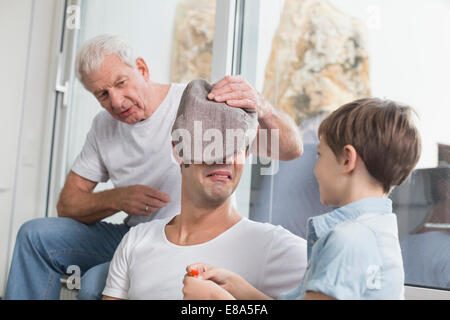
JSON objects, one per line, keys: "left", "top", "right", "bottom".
{"left": 0, "top": 0, "right": 34, "bottom": 295}
{"left": 0, "top": 0, "right": 60, "bottom": 296}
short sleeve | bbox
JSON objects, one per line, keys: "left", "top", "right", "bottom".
{"left": 102, "top": 231, "right": 132, "bottom": 299}
{"left": 305, "top": 225, "right": 382, "bottom": 300}
{"left": 71, "top": 120, "right": 109, "bottom": 183}
{"left": 259, "top": 226, "right": 307, "bottom": 299}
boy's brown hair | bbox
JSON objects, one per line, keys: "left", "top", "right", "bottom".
{"left": 318, "top": 97, "right": 422, "bottom": 193}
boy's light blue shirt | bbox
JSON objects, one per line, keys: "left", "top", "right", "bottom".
{"left": 281, "top": 197, "right": 405, "bottom": 300}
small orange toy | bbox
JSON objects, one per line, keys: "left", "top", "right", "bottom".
{"left": 189, "top": 269, "right": 199, "bottom": 277}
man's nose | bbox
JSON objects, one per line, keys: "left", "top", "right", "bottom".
{"left": 109, "top": 90, "right": 123, "bottom": 109}
{"left": 224, "top": 155, "right": 234, "bottom": 164}
{"left": 223, "top": 151, "right": 246, "bottom": 165}
{"left": 223, "top": 154, "right": 239, "bottom": 165}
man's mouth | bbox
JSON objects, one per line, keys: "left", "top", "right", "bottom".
{"left": 206, "top": 170, "right": 232, "bottom": 181}
{"left": 120, "top": 107, "right": 133, "bottom": 117}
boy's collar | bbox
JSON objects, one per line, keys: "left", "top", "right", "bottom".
{"left": 309, "top": 197, "right": 392, "bottom": 239}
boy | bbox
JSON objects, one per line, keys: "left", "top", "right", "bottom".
{"left": 182, "top": 97, "right": 421, "bottom": 300}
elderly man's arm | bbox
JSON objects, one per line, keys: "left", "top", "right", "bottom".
{"left": 57, "top": 171, "right": 171, "bottom": 225}
{"left": 254, "top": 106, "right": 303, "bottom": 161}
{"left": 57, "top": 171, "right": 117, "bottom": 224}
{"left": 208, "top": 75, "right": 303, "bottom": 161}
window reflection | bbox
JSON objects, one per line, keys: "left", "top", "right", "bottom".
{"left": 244, "top": 0, "right": 450, "bottom": 291}
{"left": 393, "top": 167, "right": 450, "bottom": 289}
{"left": 170, "top": 0, "right": 215, "bottom": 83}
{"left": 248, "top": 0, "right": 370, "bottom": 237}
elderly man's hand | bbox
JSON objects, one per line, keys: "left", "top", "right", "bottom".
{"left": 208, "top": 75, "right": 271, "bottom": 120}
{"left": 114, "top": 185, "right": 171, "bottom": 216}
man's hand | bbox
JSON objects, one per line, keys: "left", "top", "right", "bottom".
{"left": 114, "top": 185, "right": 171, "bottom": 216}
{"left": 182, "top": 269, "right": 235, "bottom": 300}
{"left": 208, "top": 75, "right": 271, "bottom": 121}
{"left": 184, "top": 263, "right": 271, "bottom": 300}
{"left": 208, "top": 75, "right": 303, "bottom": 161}
{"left": 57, "top": 171, "right": 171, "bottom": 225}
{"left": 186, "top": 263, "right": 237, "bottom": 293}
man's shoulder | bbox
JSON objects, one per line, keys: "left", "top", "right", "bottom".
{"left": 90, "top": 110, "right": 118, "bottom": 133}
{"left": 126, "top": 217, "right": 171, "bottom": 243}
{"left": 168, "top": 83, "right": 188, "bottom": 99}
{"left": 92, "top": 109, "right": 114, "bottom": 124}
{"left": 171, "top": 82, "right": 188, "bottom": 90}
{"left": 241, "top": 219, "right": 307, "bottom": 288}
{"left": 240, "top": 218, "right": 306, "bottom": 245}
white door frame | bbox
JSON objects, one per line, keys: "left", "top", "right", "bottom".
{"left": 45, "top": 0, "right": 82, "bottom": 219}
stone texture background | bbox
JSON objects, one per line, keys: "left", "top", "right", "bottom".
{"left": 170, "top": 0, "right": 370, "bottom": 124}
{"left": 170, "top": 0, "right": 215, "bottom": 84}
{"left": 262, "top": 0, "right": 370, "bottom": 124}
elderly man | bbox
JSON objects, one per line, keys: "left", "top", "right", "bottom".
{"left": 102, "top": 79, "right": 307, "bottom": 300}
{"left": 5, "top": 35, "right": 303, "bottom": 300}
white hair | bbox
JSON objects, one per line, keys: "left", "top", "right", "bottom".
{"left": 75, "top": 34, "right": 137, "bottom": 86}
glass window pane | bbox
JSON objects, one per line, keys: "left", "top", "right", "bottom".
{"left": 241, "top": 0, "right": 450, "bottom": 290}
{"left": 392, "top": 167, "right": 450, "bottom": 289}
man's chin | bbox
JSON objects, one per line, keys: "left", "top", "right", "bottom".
{"left": 116, "top": 113, "right": 143, "bottom": 124}
{"left": 203, "top": 190, "right": 233, "bottom": 206}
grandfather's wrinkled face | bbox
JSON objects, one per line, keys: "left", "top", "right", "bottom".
{"left": 83, "top": 54, "right": 149, "bottom": 124}
{"left": 182, "top": 151, "right": 246, "bottom": 207}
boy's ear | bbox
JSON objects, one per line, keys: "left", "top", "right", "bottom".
{"left": 341, "top": 144, "right": 358, "bottom": 174}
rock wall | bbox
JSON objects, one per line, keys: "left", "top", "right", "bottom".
{"left": 170, "top": 0, "right": 215, "bottom": 83}
{"left": 170, "top": 0, "right": 370, "bottom": 124}
{"left": 262, "top": 0, "right": 371, "bottom": 124}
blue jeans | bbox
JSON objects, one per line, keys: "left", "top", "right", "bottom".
{"left": 5, "top": 217, "right": 129, "bottom": 300}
